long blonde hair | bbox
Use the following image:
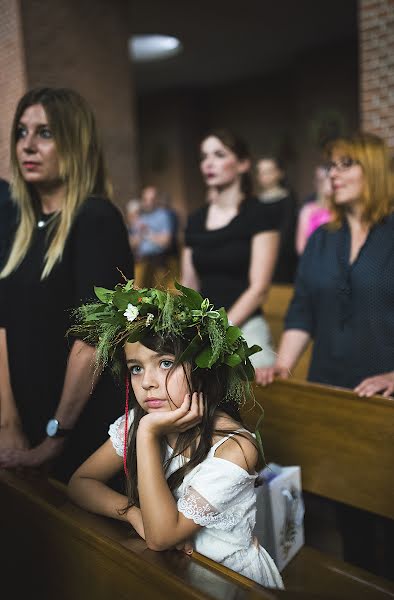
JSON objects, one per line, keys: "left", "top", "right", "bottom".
{"left": 326, "top": 132, "right": 393, "bottom": 228}
{"left": 1, "top": 87, "right": 113, "bottom": 279}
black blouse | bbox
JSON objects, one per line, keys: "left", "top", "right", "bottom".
{"left": 0, "top": 197, "right": 134, "bottom": 481}
{"left": 185, "top": 198, "right": 282, "bottom": 317}
{"left": 285, "top": 214, "right": 394, "bottom": 389}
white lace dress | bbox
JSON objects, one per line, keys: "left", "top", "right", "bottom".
{"left": 109, "top": 411, "right": 284, "bottom": 589}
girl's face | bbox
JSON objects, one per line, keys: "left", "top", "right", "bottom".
{"left": 15, "top": 103, "right": 61, "bottom": 188}
{"left": 200, "top": 136, "right": 249, "bottom": 189}
{"left": 125, "top": 341, "right": 190, "bottom": 412}
{"left": 329, "top": 151, "right": 365, "bottom": 208}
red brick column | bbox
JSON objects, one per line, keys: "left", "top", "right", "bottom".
{"left": 0, "top": 0, "right": 139, "bottom": 205}
{"left": 0, "top": 0, "right": 27, "bottom": 180}
{"left": 359, "top": 0, "right": 394, "bottom": 149}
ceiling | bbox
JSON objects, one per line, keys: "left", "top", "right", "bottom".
{"left": 129, "top": 0, "right": 358, "bottom": 94}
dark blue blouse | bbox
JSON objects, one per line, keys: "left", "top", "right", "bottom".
{"left": 285, "top": 214, "right": 394, "bottom": 389}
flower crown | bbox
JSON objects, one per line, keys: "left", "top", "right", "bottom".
{"left": 71, "top": 279, "right": 261, "bottom": 404}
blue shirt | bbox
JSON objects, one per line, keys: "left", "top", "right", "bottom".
{"left": 285, "top": 214, "right": 394, "bottom": 389}
{"left": 137, "top": 208, "right": 172, "bottom": 258}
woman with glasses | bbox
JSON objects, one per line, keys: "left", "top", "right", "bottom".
{"left": 256, "top": 131, "right": 394, "bottom": 395}
{"left": 256, "top": 131, "right": 394, "bottom": 578}
{"left": 0, "top": 88, "right": 134, "bottom": 483}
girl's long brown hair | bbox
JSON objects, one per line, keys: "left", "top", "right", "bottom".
{"left": 120, "top": 333, "right": 256, "bottom": 512}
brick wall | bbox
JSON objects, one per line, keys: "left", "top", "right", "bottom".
{"left": 0, "top": 0, "right": 139, "bottom": 206}
{"left": 0, "top": 0, "right": 27, "bottom": 180}
{"left": 359, "top": 0, "right": 394, "bottom": 149}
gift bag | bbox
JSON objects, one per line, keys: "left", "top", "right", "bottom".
{"left": 254, "top": 463, "right": 305, "bottom": 572}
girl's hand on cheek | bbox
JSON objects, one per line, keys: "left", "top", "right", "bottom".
{"left": 138, "top": 391, "right": 204, "bottom": 437}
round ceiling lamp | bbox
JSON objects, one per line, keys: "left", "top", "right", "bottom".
{"left": 129, "top": 34, "right": 182, "bottom": 63}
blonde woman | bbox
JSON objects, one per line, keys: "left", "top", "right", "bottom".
{"left": 0, "top": 87, "right": 134, "bottom": 482}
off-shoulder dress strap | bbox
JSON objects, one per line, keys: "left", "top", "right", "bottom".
{"left": 210, "top": 428, "right": 253, "bottom": 455}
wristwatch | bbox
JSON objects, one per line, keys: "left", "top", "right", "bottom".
{"left": 46, "top": 418, "right": 71, "bottom": 438}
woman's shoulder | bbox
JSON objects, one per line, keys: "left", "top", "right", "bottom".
{"left": 186, "top": 205, "right": 207, "bottom": 226}
{"left": 76, "top": 196, "right": 123, "bottom": 221}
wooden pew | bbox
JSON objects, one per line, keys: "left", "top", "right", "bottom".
{"left": 263, "top": 285, "right": 312, "bottom": 380}
{"left": 0, "top": 469, "right": 324, "bottom": 600}
{"left": 241, "top": 379, "right": 394, "bottom": 599}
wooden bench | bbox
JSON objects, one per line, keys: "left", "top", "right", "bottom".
{"left": 263, "top": 284, "right": 312, "bottom": 380}
{"left": 241, "top": 379, "right": 394, "bottom": 599}
{"left": 0, "top": 469, "right": 325, "bottom": 600}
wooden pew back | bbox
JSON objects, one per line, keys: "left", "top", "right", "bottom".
{"left": 243, "top": 379, "right": 394, "bottom": 519}
{"left": 0, "top": 469, "right": 317, "bottom": 600}
{"left": 241, "top": 380, "right": 394, "bottom": 599}
{"left": 263, "top": 285, "right": 312, "bottom": 380}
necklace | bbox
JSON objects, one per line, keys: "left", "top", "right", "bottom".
{"left": 37, "top": 212, "right": 60, "bottom": 229}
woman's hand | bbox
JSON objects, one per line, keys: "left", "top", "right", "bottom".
{"left": 354, "top": 371, "right": 394, "bottom": 398}
{"left": 255, "top": 364, "right": 291, "bottom": 386}
{"left": 0, "top": 436, "right": 63, "bottom": 469}
{"left": 139, "top": 391, "right": 203, "bottom": 437}
{"left": 0, "top": 423, "right": 30, "bottom": 451}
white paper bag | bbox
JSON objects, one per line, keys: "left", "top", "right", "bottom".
{"left": 254, "top": 463, "right": 305, "bottom": 572}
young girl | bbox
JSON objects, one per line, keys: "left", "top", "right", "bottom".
{"left": 68, "top": 280, "right": 284, "bottom": 589}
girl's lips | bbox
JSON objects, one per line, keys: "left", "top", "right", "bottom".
{"left": 146, "top": 399, "right": 166, "bottom": 408}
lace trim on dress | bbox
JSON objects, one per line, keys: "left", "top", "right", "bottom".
{"left": 108, "top": 415, "right": 127, "bottom": 457}
{"left": 177, "top": 486, "right": 238, "bottom": 530}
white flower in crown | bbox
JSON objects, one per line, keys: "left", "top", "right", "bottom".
{"left": 124, "top": 303, "right": 139, "bottom": 322}
{"left": 146, "top": 312, "right": 154, "bottom": 325}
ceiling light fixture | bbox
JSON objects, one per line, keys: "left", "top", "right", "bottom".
{"left": 129, "top": 35, "right": 182, "bottom": 63}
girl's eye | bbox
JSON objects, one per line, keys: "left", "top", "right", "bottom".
{"left": 160, "top": 360, "right": 173, "bottom": 370}
{"left": 16, "top": 127, "right": 26, "bottom": 140}
{"left": 130, "top": 365, "right": 142, "bottom": 375}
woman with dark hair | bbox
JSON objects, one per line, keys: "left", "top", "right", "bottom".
{"left": 181, "top": 130, "right": 282, "bottom": 367}
{"left": 0, "top": 87, "right": 133, "bottom": 482}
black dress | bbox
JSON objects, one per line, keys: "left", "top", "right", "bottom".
{"left": 184, "top": 198, "right": 282, "bottom": 317}
{"left": 259, "top": 192, "right": 298, "bottom": 284}
{"left": 0, "top": 197, "right": 134, "bottom": 482}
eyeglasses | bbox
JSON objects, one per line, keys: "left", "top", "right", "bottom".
{"left": 323, "top": 157, "right": 360, "bottom": 173}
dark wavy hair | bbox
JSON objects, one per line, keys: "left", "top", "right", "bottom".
{"left": 200, "top": 128, "right": 253, "bottom": 198}
{"left": 120, "top": 332, "right": 255, "bottom": 512}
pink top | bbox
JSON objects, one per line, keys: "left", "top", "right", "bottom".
{"left": 296, "top": 203, "right": 331, "bottom": 255}
{"left": 306, "top": 205, "right": 331, "bottom": 238}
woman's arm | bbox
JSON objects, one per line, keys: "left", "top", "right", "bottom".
{"left": 0, "top": 339, "right": 102, "bottom": 468}
{"left": 180, "top": 246, "right": 200, "bottom": 291}
{"left": 0, "top": 328, "right": 30, "bottom": 450}
{"left": 255, "top": 329, "right": 311, "bottom": 385}
{"left": 227, "top": 230, "right": 280, "bottom": 326}
{"left": 68, "top": 438, "right": 145, "bottom": 537}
